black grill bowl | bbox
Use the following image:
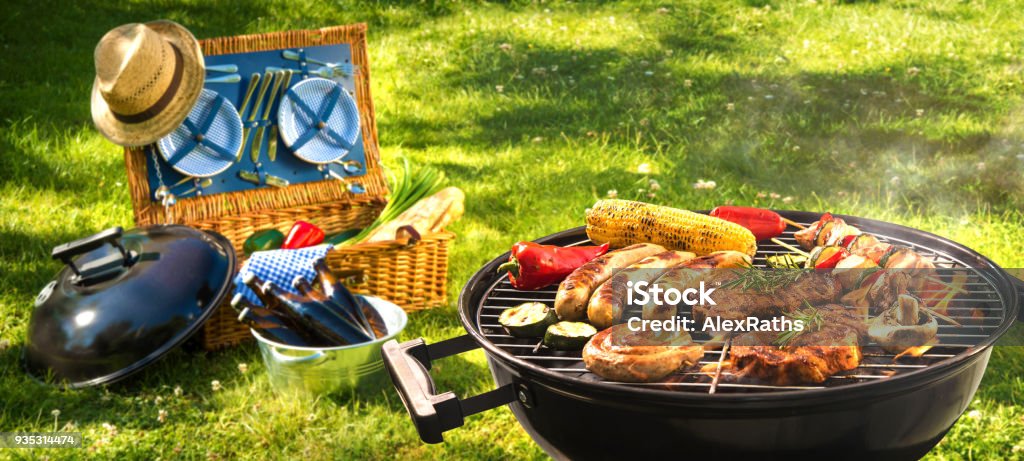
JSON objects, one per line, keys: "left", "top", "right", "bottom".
{"left": 384, "top": 211, "right": 1024, "bottom": 460}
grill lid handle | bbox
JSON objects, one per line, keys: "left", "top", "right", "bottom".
{"left": 382, "top": 336, "right": 517, "bottom": 444}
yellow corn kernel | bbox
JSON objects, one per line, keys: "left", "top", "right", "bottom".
{"left": 586, "top": 199, "right": 757, "bottom": 256}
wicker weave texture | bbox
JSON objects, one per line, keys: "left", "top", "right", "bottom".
{"left": 118, "top": 24, "right": 453, "bottom": 350}
{"left": 124, "top": 23, "right": 388, "bottom": 227}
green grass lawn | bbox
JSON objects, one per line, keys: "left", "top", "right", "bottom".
{"left": 3, "top": 0, "right": 1024, "bottom": 459}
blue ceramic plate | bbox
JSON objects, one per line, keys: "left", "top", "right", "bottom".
{"left": 278, "top": 77, "right": 360, "bottom": 164}
{"left": 157, "top": 89, "right": 242, "bottom": 178}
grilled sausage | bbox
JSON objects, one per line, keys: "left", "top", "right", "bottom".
{"left": 586, "top": 250, "right": 696, "bottom": 329}
{"left": 640, "top": 251, "right": 753, "bottom": 322}
{"left": 583, "top": 323, "right": 704, "bottom": 383}
{"left": 555, "top": 243, "right": 666, "bottom": 321}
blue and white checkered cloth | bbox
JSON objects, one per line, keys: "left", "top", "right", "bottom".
{"left": 233, "top": 244, "right": 333, "bottom": 306}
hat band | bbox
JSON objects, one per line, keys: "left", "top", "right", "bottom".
{"left": 111, "top": 43, "right": 185, "bottom": 125}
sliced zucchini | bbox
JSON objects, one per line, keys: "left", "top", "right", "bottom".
{"left": 499, "top": 302, "right": 558, "bottom": 338}
{"left": 804, "top": 246, "right": 825, "bottom": 269}
{"left": 544, "top": 321, "right": 598, "bottom": 350}
{"left": 767, "top": 253, "right": 808, "bottom": 269}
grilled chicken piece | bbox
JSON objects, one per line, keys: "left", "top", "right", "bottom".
{"left": 866, "top": 270, "right": 912, "bottom": 313}
{"left": 882, "top": 247, "right": 936, "bottom": 291}
{"left": 726, "top": 305, "right": 865, "bottom": 385}
{"left": 691, "top": 270, "right": 842, "bottom": 325}
{"left": 794, "top": 214, "right": 860, "bottom": 250}
{"left": 848, "top": 235, "right": 891, "bottom": 263}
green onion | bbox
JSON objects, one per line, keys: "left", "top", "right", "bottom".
{"left": 336, "top": 158, "right": 446, "bottom": 246}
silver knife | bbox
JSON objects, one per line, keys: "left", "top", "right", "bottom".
{"left": 235, "top": 73, "right": 261, "bottom": 162}
{"left": 251, "top": 72, "right": 284, "bottom": 164}
{"left": 268, "top": 70, "right": 293, "bottom": 162}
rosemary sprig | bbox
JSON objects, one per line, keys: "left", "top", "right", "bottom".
{"left": 775, "top": 302, "right": 824, "bottom": 347}
{"left": 720, "top": 262, "right": 809, "bottom": 294}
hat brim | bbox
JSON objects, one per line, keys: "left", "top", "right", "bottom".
{"left": 92, "top": 20, "right": 205, "bottom": 147}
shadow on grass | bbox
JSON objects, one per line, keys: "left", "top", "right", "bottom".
{"left": 378, "top": 19, "right": 1024, "bottom": 212}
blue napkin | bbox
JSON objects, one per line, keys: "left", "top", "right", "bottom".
{"left": 233, "top": 244, "right": 333, "bottom": 306}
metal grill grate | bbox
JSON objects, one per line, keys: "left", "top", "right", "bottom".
{"left": 474, "top": 224, "right": 1006, "bottom": 394}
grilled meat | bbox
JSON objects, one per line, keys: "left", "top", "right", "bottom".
{"left": 727, "top": 305, "right": 865, "bottom": 385}
{"left": 840, "top": 270, "right": 915, "bottom": 315}
{"left": 583, "top": 323, "right": 704, "bottom": 383}
{"left": 640, "top": 251, "right": 752, "bottom": 322}
{"left": 555, "top": 243, "right": 666, "bottom": 321}
{"left": 794, "top": 213, "right": 860, "bottom": 250}
{"left": 691, "top": 270, "right": 842, "bottom": 325}
{"left": 866, "top": 270, "right": 912, "bottom": 312}
{"left": 587, "top": 250, "right": 695, "bottom": 329}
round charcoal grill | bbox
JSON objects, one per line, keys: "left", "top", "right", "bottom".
{"left": 384, "top": 211, "right": 1023, "bottom": 460}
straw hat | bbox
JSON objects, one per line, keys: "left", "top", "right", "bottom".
{"left": 91, "top": 20, "right": 204, "bottom": 146}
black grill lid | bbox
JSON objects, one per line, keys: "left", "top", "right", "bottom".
{"left": 23, "top": 225, "right": 236, "bottom": 387}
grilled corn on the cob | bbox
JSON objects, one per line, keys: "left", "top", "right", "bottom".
{"left": 586, "top": 199, "right": 757, "bottom": 256}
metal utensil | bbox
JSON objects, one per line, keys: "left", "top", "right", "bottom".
{"left": 169, "top": 176, "right": 195, "bottom": 188}
{"left": 318, "top": 158, "right": 362, "bottom": 179}
{"left": 238, "top": 170, "right": 289, "bottom": 188}
{"left": 206, "top": 64, "right": 239, "bottom": 73}
{"left": 280, "top": 51, "right": 362, "bottom": 77}
{"left": 282, "top": 49, "right": 331, "bottom": 67}
{"left": 326, "top": 63, "right": 360, "bottom": 78}
{"left": 235, "top": 73, "right": 262, "bottom": 161}
{"left": 243, "top": 71, "right": 274, "bottom": 164}
{"left": 206, "top": 74, "right": 241, "bottom": 84}
{"left": 182, "top": 177, "right": 213, "bottom": 192}
{"left": 251, "top": 72, "right": 285, "bottom": 164}
{"left": 268, "top": 70, "right": 293, "bottom": 162}
{"left": 169, "top": 176, "right": 210, "bottom": 191}
{"left": 266, "top": 65, "right": 357, "bottom": 80}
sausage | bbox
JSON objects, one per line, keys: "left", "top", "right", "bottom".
{"left": 586, "top": 250, "right": 695, "bottom": 329}
{"left": 639, "top": 251, "right": 752, "bottom": 322}
{"left": 554, "top": 243, "right": 666, "bottom": 321}
{"left": 583, "top": 323, "right": 704, "bottom": 383}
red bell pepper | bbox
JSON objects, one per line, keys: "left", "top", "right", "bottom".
{"left": 814, "top": 247, "right": 850, "bottom": 269}
{"left": 282, "top": 221, "right": 325, "bottom": 249}
{"left": 497, "top": 242, "right": 610, "bottom": 290}
{"left": 709, "top": 206, "right": 786, "bottom": 241}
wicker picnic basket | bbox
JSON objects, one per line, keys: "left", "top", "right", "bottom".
{"left": 122, "top": 24, "right": 453, "bottom": 350}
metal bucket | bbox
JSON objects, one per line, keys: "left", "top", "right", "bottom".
{"left": 253, "top": 296, "right": 408, "bottom": 396}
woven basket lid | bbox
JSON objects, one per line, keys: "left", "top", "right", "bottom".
{"left": 278, "top": 77, "right": 360, "bottom": 164}
{"left": 156, "top": 89, "right": 242, "bottom": 178}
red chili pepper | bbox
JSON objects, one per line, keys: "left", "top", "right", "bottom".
{"left": 709, "top": 206, "right": 786, "bottom": 241}
{"left": 281, "top": 221, "right": 325, "bottom": 249}
{"left": 814, "top": 247, "right": 850, "bottom": 269}
{"left": 497, "top": 242, "right": 610, "bottom": 290}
